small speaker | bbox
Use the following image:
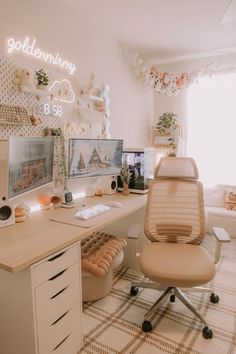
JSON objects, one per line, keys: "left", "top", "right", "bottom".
{"left": 103, "top": 176, "right": 118, "bottom": 195}
{"left": 0, "top": 199, "right": 15, "bottom": 229}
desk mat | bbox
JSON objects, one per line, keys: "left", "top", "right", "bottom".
{"left": 50, "top": 207, "right": 120, "bottom": 228}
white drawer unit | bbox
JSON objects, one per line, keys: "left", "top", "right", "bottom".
{"left": 0, "top": 243, "right": 83, "bottom": 354}
{"left": 35, "top": 263, "right": 80, "bottom": 333}
{"left": 38, "top": 303, "right": 81, "bottom": 354}
{"left": 32, "top": 246, "right": 79, "bottom": 287}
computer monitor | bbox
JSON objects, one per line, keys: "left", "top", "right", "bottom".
{"left": 8, "top": 137, "right": 54, "bottom": 199}
{"left": 68, "top": 138, "right": 123, "bottom": 178}
{"left": 118, "top": 148, "right": 154, "bottom": 194}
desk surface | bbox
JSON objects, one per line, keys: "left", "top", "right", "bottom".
{"left": 0, "top": 193, "right": 147, "bottom": 273}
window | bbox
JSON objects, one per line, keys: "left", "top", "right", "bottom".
{"left": 187, "top": 73, "right": 236, "bottom": 187}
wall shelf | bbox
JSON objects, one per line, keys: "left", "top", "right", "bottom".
{"left": 78, "top": 94, "right": 105, "bottom": 113}
{"left": 88, "top": 95, "right": 104, "bottom": 102}
{"left": 19, "top": 85, "right": 49, "bottom": 97}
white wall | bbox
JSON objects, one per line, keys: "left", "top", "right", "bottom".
{"left": 0, "top": 0, "right": 153, "bottom": 148}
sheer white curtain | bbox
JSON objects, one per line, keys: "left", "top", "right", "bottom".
{"left": 187, "top": 73, "right": 236, "bottom": 187}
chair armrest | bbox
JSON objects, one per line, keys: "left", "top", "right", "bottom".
{"left": 211, "top": 227, "right": 230, "bottom": 265}
{"left": 212, "top": 227, "right": 231, "bottom": 242}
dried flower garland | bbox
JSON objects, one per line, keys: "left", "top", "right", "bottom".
{"left": 129, "top": 51, "right": 236, "bottom": 96}
{"left": 149, "top": 65, "right": 190, "bottom": 95}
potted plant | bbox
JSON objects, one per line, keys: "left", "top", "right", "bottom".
{"left": 35, "top": 69, "right": 49, "bottom": 90}
{"left": 156, "top": 112, "right": 178, "bottom": 156}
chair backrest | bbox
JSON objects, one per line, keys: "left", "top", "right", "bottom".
{"left": 144, "top": 157, "right": 206, "bottom": 245}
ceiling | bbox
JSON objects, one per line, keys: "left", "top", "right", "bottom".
{"left": 63, "top": 0, "right": 236, "bottom": 63}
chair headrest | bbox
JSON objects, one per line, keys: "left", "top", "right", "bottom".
{"left": 155, "top": 157, "right": 199, "bottom": 180}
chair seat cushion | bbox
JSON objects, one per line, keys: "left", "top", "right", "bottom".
{"left": 139, "top": 243, "right": 215, "bottom": 288}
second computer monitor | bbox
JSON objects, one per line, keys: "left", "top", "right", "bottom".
{"left": 68, "top": 138, "right": 123, "bottom": 179}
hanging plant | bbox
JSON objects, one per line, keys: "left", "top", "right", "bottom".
{"left": 43, "top": 127, "right": 67, "bottom": 191}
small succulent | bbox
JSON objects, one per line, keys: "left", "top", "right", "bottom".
{"left": 35, "top": 69, "right": 49, "bottom": 86}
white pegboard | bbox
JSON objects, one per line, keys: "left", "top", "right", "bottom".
{"left": 0, "top": 55, "right": 109, "bottom": 140}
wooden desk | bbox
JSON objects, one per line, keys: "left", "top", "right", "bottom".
{"left": 0, "top": 193, "right": 147, "bottom": 354}
{"left": 0, "top": 193, "right": 147, "bottom": 273}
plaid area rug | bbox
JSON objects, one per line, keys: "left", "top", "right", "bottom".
{"left": 79, "top": 239, "right": 236, "bottom": 354}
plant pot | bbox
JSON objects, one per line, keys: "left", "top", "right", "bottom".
{"left": 122, "top": 183, "right": 130, "bottom": 196}
{"left": 37, "top": 85, "right": 48, "bottom": 91}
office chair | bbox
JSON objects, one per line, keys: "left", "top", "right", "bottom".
{"left": 130, "top": 157, "right": 230, "bottom": 339}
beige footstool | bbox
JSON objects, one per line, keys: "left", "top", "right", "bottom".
{"left": 81, "top": 232, "right": 126, "bottom": 302}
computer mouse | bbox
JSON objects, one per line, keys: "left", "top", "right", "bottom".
{"left": 108, "top": 201, "right": 122, "bottom": 208}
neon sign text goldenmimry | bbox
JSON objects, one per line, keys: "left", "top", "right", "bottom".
{"left": 6, "top": 37, "right": 77, "bottom": 75}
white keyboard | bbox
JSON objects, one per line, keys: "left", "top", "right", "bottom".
{"left": 75, "top": 204, "right": 110, "bottom": 220}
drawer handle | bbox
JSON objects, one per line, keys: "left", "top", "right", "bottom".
{"left": 50, "top": 285, "right": 69, "bottom": 299}
{"left": 48, "top": 251, "right": 66, "bottom": 262}
{"left": 49, "top": 268, "right": 67, "bottom": 281}
{"left": 51, "top": 309, "right": 70, "bottom": 326}
{"left": 53, "top": 333, "right": 71, "bottom": 351}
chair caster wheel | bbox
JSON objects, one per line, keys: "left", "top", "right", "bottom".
{"left": 130, "top": 287, "right": 139, "bottom": 296}
{"left": 202, "top": 326, "right": 213, "bottom": 339}
{"left": 170, "top": 294, "right": 175, "bottom": 302}
{"left": 142, "top": 320, "right": 152, "bottom": 332}
{"left": 210, "top": 293, "right": 219, "bottom": 303}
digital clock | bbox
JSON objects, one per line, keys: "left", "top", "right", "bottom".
{"left": 43, "top": 103, "right": 63, "bottom": 117}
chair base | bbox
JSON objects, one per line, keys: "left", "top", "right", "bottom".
{"left": 130, "top": 281, "right": 218, "bottom": 338}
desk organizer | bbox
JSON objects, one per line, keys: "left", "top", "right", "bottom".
{"left": 81, "top": 231, "right": 126, "bottom": 301}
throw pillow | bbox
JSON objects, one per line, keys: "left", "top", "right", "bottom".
{"left": 224, "top": 188, "right": 236, "bottom": 211}
{"left": 204, "top": 186, "right": 224, "bottom": 207}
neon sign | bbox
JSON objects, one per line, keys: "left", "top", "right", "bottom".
{"left": 49, "top": 79, "right": 75, "bottom": 103}
{"left": 6, "top": 36, "right": 77, "bottom": 75}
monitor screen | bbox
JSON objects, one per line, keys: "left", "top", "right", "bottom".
{"left": 8, "top": 137, "right": 54, "bottom": 199}
{"left": 68, "top": 138, "right": 123, "bottom": 178}
{"left": 118, "top": 148, "right": 154, "bottom": 192}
